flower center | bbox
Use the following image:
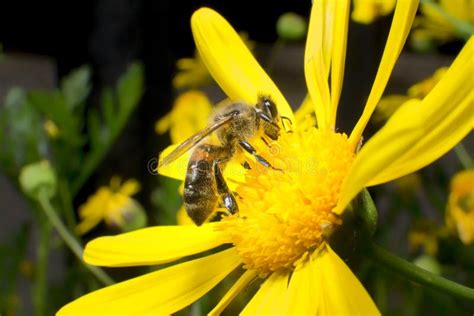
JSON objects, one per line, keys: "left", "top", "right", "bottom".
{"left": 218, "top": 128, "right": 355, "bottom": 275}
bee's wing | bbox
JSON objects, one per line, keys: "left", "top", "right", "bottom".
{"left": 158, "top": 115, "right": 234, "bottom": 168}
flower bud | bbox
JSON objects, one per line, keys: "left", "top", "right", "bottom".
{"left": 19, "top": 160, "right": 57, "bottom": 200}
{"left": 276, "top": 12, "right": 307, "bottom": 41}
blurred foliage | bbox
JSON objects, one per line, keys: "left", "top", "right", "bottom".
{"left": 0, "top": 63, "right": 144, "bottom": 190}
{"left": 0, "top": 62, "right": 144, "bottom": 315}
{"left": 0, "top": 225, "right": 29, "bottom": 315}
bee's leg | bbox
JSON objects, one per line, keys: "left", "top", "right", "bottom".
{"left": 256, "top": 111, "right": 280, "bottom": 140}
{"left": 213, "top": 162, "right": 239, "bottom": 215}
{"left": 260, "top": 136, "right": 271, "bottom": 148}
{"left": 239, "top": 141, "right": 282, "bottom": 171}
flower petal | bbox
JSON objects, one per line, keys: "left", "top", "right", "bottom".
{"left": 368, "top": 38, "right": 474, "bottom": 185}
{"left": 336, "top": 37, "right": 474, "bottom": 213}
{"left": 76, "top": 215, "right": 103, "bottom": 236}
{"left": 349, "top": 0, "right": 419, "bottom": 150}
{"left": 312, "top": 245, "right": 380, "bottom": 315}
{"left": 329, "top": 0, "right": 350, "bottom": 128}
{"left": 209, "top": 269, "right": 258, "bottom": 315}
{"left": 191, "top": 8, "right": 294, "bottom": 123}
{"left": 119, "top": 179, "right": 140, "bottom": 196}
{"left": 305, "top": 1, "right": 331, "bottom": 130}
{"left": 336, "top": 99, "right": 424, "bottom": 213}
{"left": 370, "top": 94, "right": 472, "bottom": 185}
{"left": 158, "top": 143, "right": 190, "bottom": 181}
{"left": 57, "top": 248, "right": 241, "bottom": 316}
{"left": 84, "top": 223, "right": 231, "bottom": 267}
{"left": 241, "top": 271, "right": 289, "bottom": 316}
{"left": 283, "top": 255, "right": 318, "bottom": 315}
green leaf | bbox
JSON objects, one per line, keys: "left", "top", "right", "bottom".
{"left": 28, "top": 91, "right": 70, "bottom": 126}
{"left": 358, "top": 189, "right": 378, "bottom": 236}
{"left": 87, "top": 109, "right": 103, "bottom": 150}
{"left": 71, "top": 62, "right": 144, "bottom": 195}
{"left": 60, "top": 65, "right": 91, "bottom": 111}
{"left": 101, "top": 87, "right": 115, "bottom": 126}
{"left": 27, "top": 91, "right": 83, "bottom": 147}
{"left": 0, "top": 88, "right": 47, "bottom": 175}
{"left": 117, "top": 63, "right": 144, "bottom": 112}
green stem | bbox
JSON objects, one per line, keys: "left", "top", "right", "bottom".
{"left": 37, "top": 192, "right": 114, "bottom": 286}
{"left": 71, "top": 146, "right": 107, "bottom": 196}
{"left": 58, "top": 178, "right": 76, "bottom": 229}
{"left": 454, "top": 143, "right": 473, "bottom": 169}
{"left": 367, "top": 242, "right": 474, "bottom": 301}
{"left": 421, "top": 0, "right": 474, "bottom": 39}
{"left": 33, "top": 215, "right": 51, "bottom": 316}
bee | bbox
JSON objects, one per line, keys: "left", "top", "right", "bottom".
{"left": 159, "top": 96, "right": 291, "bottom": 225}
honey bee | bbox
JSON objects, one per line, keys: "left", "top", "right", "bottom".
{"left": 159, "top": 96, "right": 290, "bottom": 225}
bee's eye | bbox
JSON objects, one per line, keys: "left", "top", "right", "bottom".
{"left": 265, "top": 100, "right": 278, "bottom": 119}
{"left": 259, "top": 97, "right": 278, "bottom": 119}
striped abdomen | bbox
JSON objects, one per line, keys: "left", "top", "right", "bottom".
{"left": 184, "top": 144, "right": 223, "bottom": 225}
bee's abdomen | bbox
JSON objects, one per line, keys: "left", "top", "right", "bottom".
{"left": 184, "top": 145, "right": 219, "bottom": 225}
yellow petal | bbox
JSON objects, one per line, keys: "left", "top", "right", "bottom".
{"left": 158, "top": 143, "right": 190, "bottom": 181}
{"left": 368, "top": 38, "right": 474, "bottom": 184}
{"left": 209, "top": 269, "right": 258, "bottom": 315}
{"left": 312, "top": 245, "right": 380, "bottom": 315}
{"left": 352, "top": 0, "right": 397, "bottom": 24}
{"left": 305, "top": 1, "right": 331, "bottom": 130}
{"left": 349, "top": 0, "right": 419, "bottom": 150}
{"left": 322, "top": 0, "right": 336, "bottom": 76}
{"left": 155, "top": 113, "right": 171, "bottom": 134}
{"left": 283, "top": 256, "right": 317, "bottom": 315}
{"left": 57, "top": 248, "right": 241, "bottom": 316}
{"left": 241, "top": 271, "right": 289, "bottom": 316}
{"left": 75, "top": 215, "right": 103, "bottom": 236}
{"left": 118, "top": 179, "right": 140, "bottom": 196}
{"left": 370, "top": 93, "right": 472, "bottom": 185}
{"left": 329, "top": 0, "right": 350, "bottom": 128}
{"left": 191, "top": 8, "right": 294, "bottom": 123}
{"left": 336, "top": 99, "right": 425, "bottom": 214}
{"left": 295, "top": 95, "right": 314, "bottom": 122}
{"left": 336, "top": 37, "right": 474, "bottom": 213}
{"left": 84, "top": 223, "right": 231, "bottom": 267}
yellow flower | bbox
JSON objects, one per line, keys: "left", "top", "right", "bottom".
{"left": 76, "top": 177, "right": 143, "bottom": 235}
{"left": 352, "top": 0, "right": 397, "bottom": 24}
{"left": 408, "top": 222, "right": 439, "bottom": 256}
{"left": 446, "top": 170, "right": 474, "bottom": 244}
{"left": 155, "top": 90, "right": 213, "bottom": 144}
{"left": 43, "top": 119, "right": 60, "bottom": 138}
{"left": 407, "top": 67, "right": 448, "bottom": 98}
{"left": 412, "top": 0, "right": 474, "bottom": 44}
{"left": 374, "top": 67, "right": 448, "bottom": 123}
{"left": 173, "top": 32, "right": 255, "bottom": 89}
{"left": 59, "top": 1, "right": 473, "bottom": 315}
